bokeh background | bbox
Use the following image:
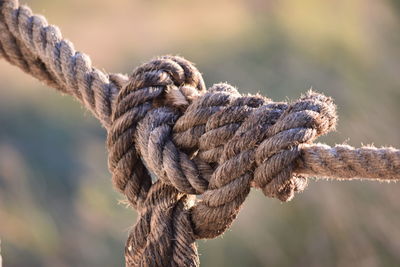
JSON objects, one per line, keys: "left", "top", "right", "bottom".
{"left": 1, "top": 0, "right": 400, "bottom": 266}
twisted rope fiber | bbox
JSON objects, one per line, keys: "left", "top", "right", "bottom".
{"left": 1, "top": 0, "right": 400, "bottom": 266}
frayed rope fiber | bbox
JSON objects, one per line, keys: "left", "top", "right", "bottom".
{"left": 1, "top": 0, "right": 399, "bottom": 266}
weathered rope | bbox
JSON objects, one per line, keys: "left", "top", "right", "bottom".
{"left": 1, "top": 1, "right": 399, "bottom": 266}
{"left": 0, "top": 0, "right": 125, "bottom": 128}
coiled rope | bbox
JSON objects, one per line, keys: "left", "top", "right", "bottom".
{"left": 1, "top": 1, "right": 399, "bottom": 266}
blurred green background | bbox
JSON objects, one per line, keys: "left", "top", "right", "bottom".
{"left": 1, "top": 0, "right": 400, "bottom": 266}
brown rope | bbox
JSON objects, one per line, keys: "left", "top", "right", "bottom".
{"left": 1, "top": 1, "right": 399, "bottom": 266}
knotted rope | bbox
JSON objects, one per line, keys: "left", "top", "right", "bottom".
{"left": 1, "top": 1, "right": 399, "bottom": 266}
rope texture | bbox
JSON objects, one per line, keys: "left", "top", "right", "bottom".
{"left": 1, "top": 1, "right": 399, "bottom": 266}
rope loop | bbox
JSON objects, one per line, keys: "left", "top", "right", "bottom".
{"left": 107, "top": 56, "right": 206, "bottom": 208}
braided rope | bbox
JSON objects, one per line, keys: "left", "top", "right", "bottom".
{"left": 1, "top": 1, "right": 399, "bottom": 266}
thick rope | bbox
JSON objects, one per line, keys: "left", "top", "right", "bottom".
{"left": 1, "top": 1, "right": 399, "bottom": 266}
{"left": 0, "top": 0, "right": 125, "bottom": 128}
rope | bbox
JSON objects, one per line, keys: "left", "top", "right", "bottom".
{"left": 1, "top": 1, "right": 399, "bottom": 266}
{"left": 0, "top": 0, "right": 125, "bottom": 128}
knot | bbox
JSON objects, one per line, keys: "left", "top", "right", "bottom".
{"left": 106, "top": 56, "right": 337, "bottom": 264}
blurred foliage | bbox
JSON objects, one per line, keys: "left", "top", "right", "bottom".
{"left": 0, "top": 0, "right": 399, "bottom": 266}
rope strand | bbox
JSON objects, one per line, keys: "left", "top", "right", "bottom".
{"left": 297, "top": 144, "right": 400, "bottom": 181}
